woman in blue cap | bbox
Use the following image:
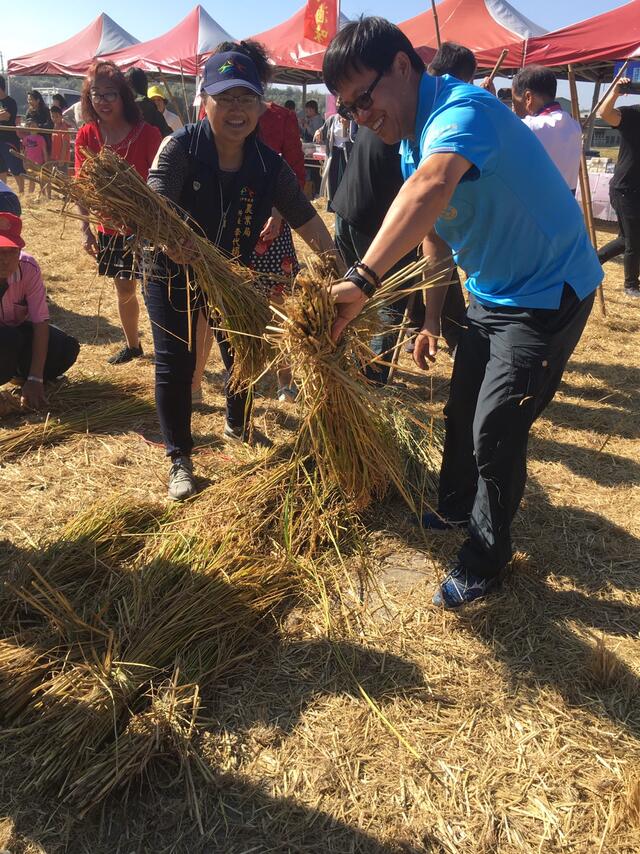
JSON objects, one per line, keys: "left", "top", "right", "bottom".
{"left": 146, "top": 50, "right": 338, "bottom": 501}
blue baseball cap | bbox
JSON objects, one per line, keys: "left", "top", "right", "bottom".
{"left": 201, "top": 51, "right": 264, "bottom": 98}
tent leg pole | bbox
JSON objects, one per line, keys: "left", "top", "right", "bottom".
{"left": 568, "top": 65, "right": 606, "bottom": 317}
{"left": 179, "top": 61, "right": 190, "bottom": 124}
{"left": 159, "top": 72, "right": 187, "bottom": 125}
{"left": 302, "top": 82, "right": 307, "bottom": 107}
{"left": 584, "top": 79, "right": 602, "bottom": 152}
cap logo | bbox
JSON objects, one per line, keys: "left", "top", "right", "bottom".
{"left": 218, "top": 58, "right": 246, "bottom": 75}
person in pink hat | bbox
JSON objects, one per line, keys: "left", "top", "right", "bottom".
{"left": 0, "top": 213, "right": 79, "bottom": 409}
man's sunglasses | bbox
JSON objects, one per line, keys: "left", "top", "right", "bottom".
{"left": 336, "top": 72, "right": 383, "bottom": 121}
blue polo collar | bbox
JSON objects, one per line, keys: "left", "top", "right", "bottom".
{"left": 400, "top": 72, "right": 440, "bottom": 172}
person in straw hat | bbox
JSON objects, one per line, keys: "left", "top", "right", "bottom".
{"left": 147, "top": 85, "right": 183, "bottom": 133}
{"left": 322, "top": 17, "right": 603, "bottom": 609}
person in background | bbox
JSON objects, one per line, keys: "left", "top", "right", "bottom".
{"left": 428, "top": 41, "right": 477, "bottom": 82}
{"left": 75, "top": 61, "right": 162, "bottom": 365}
{"left": 0, "top": 213, "right": 79, "bottom": 409}
{"left": 189, "top": 38, "right": 308, "bottom": 405}
{"left": 62, "top": 100, "right": 84, "bottom": 129}
{"left": 323, "top": 17, "right": 602, "bottom": 608}
{"left": 301, "top": 99, "right": 324, "bottom": 142}
{"left": 21, "top": 121, "right": 48, "bottom": 194}
{"left": 596, "top": 76, "right": 640, "bottom": 299}
{"left": 146, "top": 50, "right": 338, "bottom": 500}
{"left": 125, "top": 68, "right": 172, "bottom": 138}
{"left": 147, "top": 85, "right": 183, "bottom": 133}
{"left": 52, "top": 94, "right": 69, "bottom": 111}
{"left": 50, "top": 107, "right": 71, "bottom": 172}
{"left": 497, "top": 87, "right": 512, "bottom": 108}
{"left": 25, "top": 91, "right": 54, "bottom": 157}
{"left": 0, "top": 76, "right": 25, "bottom": 195}
{"left": 0, "top": 179, "right": 20, "bottom": 215}
{"left": 511, "top": 66, "right": 582, "bottom": 194}
{"left": 284, "top": 99, "right": 296, "bottom": 111}
{"left": 314, "top": 112, "right": 355, "bottom": 208}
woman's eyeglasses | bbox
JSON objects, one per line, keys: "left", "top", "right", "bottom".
{"left": 336, "top": 72, "right": 383, "bottom": 121}
{"left": 213, "top": 94, "right": 261, "bottom": 108}
{"left": 90, "top": 91, "right": 119, "bottom": 103}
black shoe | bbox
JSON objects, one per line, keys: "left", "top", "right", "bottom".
{"left": 108, "top": 345, "right": 143, "bottom": 365}
{"left": 420, "top": 511, "right": 469, "bottom": 531}
{"left": 624, "top": 286, "right": 640, "bottom": 299}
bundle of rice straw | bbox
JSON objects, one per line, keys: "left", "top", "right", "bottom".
{"left": 25, "top": 151, "right": 270, "bottom": 387}
{"left": 0, "top": 377, "right": 153, "bottom": 461}
{"left": 265, "top": 254, "right": 452, "bottom": 511}
{"left": 2, "top": 496, "right": 294, "bottom": 801}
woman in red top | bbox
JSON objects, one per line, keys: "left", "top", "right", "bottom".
{"left": 75, "top": 61, "right": 162, "bottom": 365}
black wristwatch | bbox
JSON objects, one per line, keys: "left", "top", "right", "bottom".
{"left": 344, "top": 265, "right": 378, "bottom": 298}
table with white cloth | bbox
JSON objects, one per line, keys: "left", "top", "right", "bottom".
{"left": 576, "top": 171, "right": 616, "bottom": 222}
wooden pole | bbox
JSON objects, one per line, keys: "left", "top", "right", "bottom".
{"left": 582, "top": 61, "right": 629, "bottom": 129}
{"left": 159, "top": 72, "right": 188, "bottom": 125}
{"left": 568, "top": 65, "right": 606, "bottom": 316}
{"left": 179, "top": 61, "right": 191, "bottom": 123}
{"left": 386, "top": 295, "right": 415, "bottom": 384}
{"left": 488, "top": 49, "right": 509, "bottom": 85}
{"left": 584, "top": 78, "right": 602, "bottom": 150}
{"left": 430, "top": 0, "right": 442, "bottom": 49}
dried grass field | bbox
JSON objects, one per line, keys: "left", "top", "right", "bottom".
{"left": 1, "top": 195, "right": 639, "bottom": 854}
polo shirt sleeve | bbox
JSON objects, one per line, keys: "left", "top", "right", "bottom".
{"left": 22, "top": 257, "right": 49, "bottom": 324}
{"left": 418, "top": 103, "right": 499, "bottom": 179}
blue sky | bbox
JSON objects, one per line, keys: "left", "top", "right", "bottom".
{"left": 1, "top": 0, "right": 625, "bottom": 64}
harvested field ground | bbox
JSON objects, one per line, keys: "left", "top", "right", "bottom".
{"left": 1, "top": 196, "right": 639, "bottom": 853}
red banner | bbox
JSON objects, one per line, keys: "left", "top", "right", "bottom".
{"left": 303, "top": 0, "right": 338, "bottom": 47}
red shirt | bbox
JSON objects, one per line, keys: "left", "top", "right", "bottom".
{"left": 75, "top": 121, "right": 162, "bottom": 233}
{"left": 259, "top": 103, "right": 305, "bottom": 188}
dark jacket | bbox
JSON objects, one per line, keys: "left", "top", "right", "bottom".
{"left": 136, "top": 96, "right": 172, "bottom": 138}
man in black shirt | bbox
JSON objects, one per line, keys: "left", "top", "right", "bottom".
{"left": 596, "top": 76, "right": 640, "bottom": 298}
{"left": 125, "top": 68, "right": 173, "bottom": 138}
{"left": 0, "top": 76, "right": 25, "bottom": 194}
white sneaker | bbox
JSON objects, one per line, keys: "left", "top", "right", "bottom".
{"left": 168, "top": 456, "right": 196, "bottom": 501}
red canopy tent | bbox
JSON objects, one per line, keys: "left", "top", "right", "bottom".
{"left": 8, "top": 13, "right": 139, "bottom": 76}
{"left": 474, "top": 0, "right": 640, "bottom": 75}
{"left": 399, "top": 0, "right": 546, "bottom": 67}
{"left": 249, "top": 4, "right": 351, "bottom": 82}
{"left": 100, "top": 5, "right": 234, "bottom": 76}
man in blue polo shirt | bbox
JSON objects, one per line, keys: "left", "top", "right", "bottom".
{"left": 323, "top": 18, "right": 602, "bottom": 609}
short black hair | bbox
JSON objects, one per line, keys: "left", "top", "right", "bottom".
{"left": 497, "top": 87, "right": 512, "bottom": 102}
{"left": 428, "top": 42, "right": 477, "bottom": 83}
{"left": 0, "top": 76, "right": 5, "bottom": 91}
{"left": 512, "top": 66, "right": 557, "bottom": 101}
{"left": 214, "top": 39, "right": 272, "bottom": 85}
{"left": 323, "top": 16, "right": 425, "bottom": 94}
{"left": 126, "top": 67, "right": 149, "bottom": 97}
{"left": 50, "top": 105, "right": 62, "bottom": 115}
{"left": 284, "top": 99, "right": 296, "bottom": 110}
{"left": 305, "top": 100, "right": 319, "bottom": 112}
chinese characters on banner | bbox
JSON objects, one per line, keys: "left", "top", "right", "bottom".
{"left": 303, "top": 0, "right": 338, "bottom": 46}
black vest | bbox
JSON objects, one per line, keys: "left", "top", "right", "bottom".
{"left": 174, "top": 120, "right": 282, "bottom": 266}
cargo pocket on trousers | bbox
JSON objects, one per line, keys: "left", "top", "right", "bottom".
{"left": 509, "top": 345, "right": 549, "bottom": 409}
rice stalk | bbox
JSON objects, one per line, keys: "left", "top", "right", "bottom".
{"left": 25, "top": 151, "right": 270, "bottom": 387}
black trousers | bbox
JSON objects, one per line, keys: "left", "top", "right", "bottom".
{"left": 597, "top": 187, "right": 640, "bottom": 290}
{"left": 0, "top": 322, "right": 79, "bottom": 385}
{"left": 144, "top": 275, "right": 250, "bottom": 459}
{"left": 438, "top": 285, "right": 595, "bottom": 578}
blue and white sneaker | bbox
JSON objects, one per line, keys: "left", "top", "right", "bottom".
{"left": 432, "top": 564, "right": 501, "bottom": 609}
